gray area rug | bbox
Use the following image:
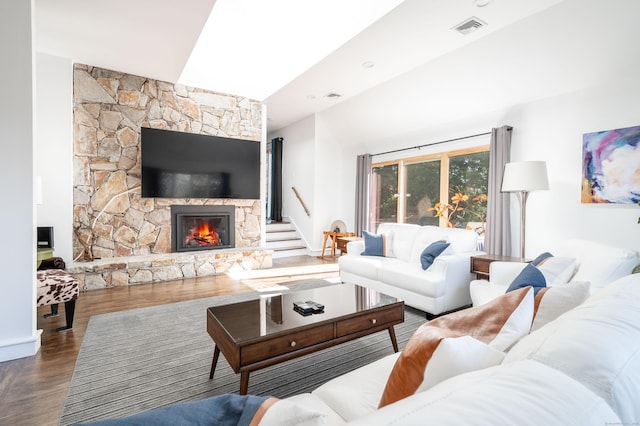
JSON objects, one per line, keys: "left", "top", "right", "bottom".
{"left": 60, "top": 280, "right": 426, "bottom": 425}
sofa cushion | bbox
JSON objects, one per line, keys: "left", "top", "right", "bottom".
{"left": 439, "top": 226, "right": 478, "bottom": 254}
{"left": 378, "top": 287, "right": 533, "bottom": 408}
{"left": 376, "top": 223, "right": 421, "bottom": 261}
{"left": 258, "top": 398, "right": 327, "bottom": 426}
{"left": 283, "top": 394, "right": 346, "bottom": 426}
{"left": 554, "top": 239, "right": 639, "bottom": 288}
{"left": 531, "top": 281, "right": 591, "bottom": 332}
{"left": 377, "top": 262, "right": 447, "bottom": 298}
{"left": 506, "top": 263, "right": 546, "bottom": 295}
{"left": 361, "top": 231, "right": 388, "bottom": 257}
{"left": 339, "top": 255, "right": 401, "bottom": 281}
{"left": 536, "top": 256, "right": 577, "bottom": 285}
{"left": 504, "top": 274, "right": 640, "bottom": 424}
{"left": 349, "top": 361, "right": 620, "bottom": 426}
{"left": 409, "top": 226, "right": 451, "bottom": 262}
{"left": 311, "top": 353, "right": 400, "bottom": 422}
{"left": 420, "top": 241, "right": 450, "bottom": 270}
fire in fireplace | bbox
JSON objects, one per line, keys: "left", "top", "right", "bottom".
{"left": 183, "top": 218, "right": 222, "bottom": 248}
{"left": 170, "top": 205, "right": 235, "bottom": 252}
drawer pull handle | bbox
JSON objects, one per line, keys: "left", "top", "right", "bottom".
{"left": 290, "top": 341, "right": 297, "bottom": 347}
{"left": 371, "top": 319, "right": 377, "bottom": 324}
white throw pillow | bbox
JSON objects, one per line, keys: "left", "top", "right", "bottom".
{"left": 258, "top": 398, "right": 327, "bottom": 426}
{"left": 531, "top": 281, "right": 591, "bottom": 332}
{"left": 537, "top": 257, "right": 577, "bottom": 286}
{"left": 416, "top": 336, "right": 505, "bottom": 392}
{"left": 488, "top": 287, "right": 534, "bottom": 352}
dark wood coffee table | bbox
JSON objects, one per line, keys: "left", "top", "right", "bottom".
{"left": 206, "top": 282, "right": 404, "bottom": 394}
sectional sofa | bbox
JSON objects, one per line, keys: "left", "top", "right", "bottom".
{"left": 339, "top": 223, "right": 481, "bottom": 316}
{"left": 277, "top": 272, "right": 640, "bottom": 425}
{"left": 470, "top": 238, "right": 640, "bottom": 305}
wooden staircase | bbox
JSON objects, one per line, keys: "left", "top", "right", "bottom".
{"left": 266, "top": 220, "right": 308, "bottom": 258}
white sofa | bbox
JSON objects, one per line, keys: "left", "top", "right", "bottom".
{"left": 339, "top": 223, "right": 481, "bottom": 316}
{"left": 279, "top": 273, "right": 640, "bottom": 425}
{"left": 470, "top": 239, "right": 640, "bottom": 306}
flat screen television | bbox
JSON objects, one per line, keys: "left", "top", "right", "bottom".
{"left": 141, "top": 127, "right": 260, "bottom": 199}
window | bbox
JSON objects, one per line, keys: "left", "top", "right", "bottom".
{"left": 371, "top": 163, "right": 398, "bottom": 224}
{"left": 370, "top": 146, "right": 489, "bottom": 233}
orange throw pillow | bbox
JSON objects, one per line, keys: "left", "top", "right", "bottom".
{"left": 378, "top": 287, "right": 534, "bottom": 408}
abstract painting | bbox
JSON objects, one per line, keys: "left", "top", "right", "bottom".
{"left": 582, "top": 124, "right": 640, "bottom": 204}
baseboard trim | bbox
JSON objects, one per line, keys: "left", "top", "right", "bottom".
{"left": 0, "top": 329, "right": 42, "bottom": 362}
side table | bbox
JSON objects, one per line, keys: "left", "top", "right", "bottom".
{"left": 336, "top": 236, "right": 362, "bottom": 255}
{"left": 470, "top": 254, "right": 529, "bottom": 280}
{"left": 320, "top": 231, "right": 355, "bottom": 258}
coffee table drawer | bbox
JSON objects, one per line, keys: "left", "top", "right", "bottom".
{"left": 241, "top": 324, "right": 334, "bottom": 365}
{"left": 336, "top": 306, "right": 402, "bottom": 337}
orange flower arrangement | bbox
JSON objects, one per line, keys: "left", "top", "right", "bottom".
{"left": 430, "top": 193, "right": 487, "bottom": 229}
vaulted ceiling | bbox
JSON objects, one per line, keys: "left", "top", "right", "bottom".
{"left": 35, "top": 0, "right": 638, "bottom": 140}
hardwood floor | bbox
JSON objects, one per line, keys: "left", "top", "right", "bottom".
{"left": 0, "top": 255, "right": 337, "bottom": 426}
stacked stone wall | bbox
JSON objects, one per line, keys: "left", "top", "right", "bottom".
{"left": 68, "top": 248, "right": 272, "bottom": 290}
{"left": 73, "top": 64, "right": 264, "bottom": 267}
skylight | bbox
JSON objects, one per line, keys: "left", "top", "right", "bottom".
{"left": 178, "top": 0, "right": 404, "bottom": 100}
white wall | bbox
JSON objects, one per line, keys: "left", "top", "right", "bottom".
{"left": 502, "top": 77, "right": 640, "bottom": 255}
{"left": 36, "top": 53, "right": 73, "bottom": 262}
{"left": 318, "top": 78, "right": 640, "bottom": 258}
{"left": 267, "top": 113, "right": 349, "bottom": 252}
{"left": 272, "top": 0, "right": 640, "bottom": 259}
{"left": 313, "top": 115, "right": 345, "bottom": 245}
{"left": 0, "top": 0, "right": 41, "bottom": 362}
{"left": 270, "top": 116, "right": 316, "bottom": 248}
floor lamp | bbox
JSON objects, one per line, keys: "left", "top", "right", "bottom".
{"left": 501, "top": 161, "right": 549, "bottom": 259}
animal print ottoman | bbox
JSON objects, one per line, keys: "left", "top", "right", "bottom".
{"left": 37, "top": 269, "right": 78, "bottom": 331}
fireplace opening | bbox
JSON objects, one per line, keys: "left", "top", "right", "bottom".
{"left": 171, "top": 205, "right": 235, "bottom": 253}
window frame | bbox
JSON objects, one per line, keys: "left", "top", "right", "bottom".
{"left": 371, "top": 144, "right": 489, "bottom": 229}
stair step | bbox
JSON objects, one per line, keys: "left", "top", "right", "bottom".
{"left": 266, "top": 222, "right": 294, "bottom": 232}
{"left": 265, "top": 219, "right": 307, "bottom": 259}
{"left": 268, "top": 239, "right": 307, "bottom": 249}
{"left": 272, "top": 247, "right": 308, "bottom": 259}
{"left": 266, "top": 231, "right": 299, "bottom": 241}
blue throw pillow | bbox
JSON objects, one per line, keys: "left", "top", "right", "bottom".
{"left": 531, "top": 252, "right": 553, "bottom": 266}
{"left": 506, "top": 263, "right": 547, "bottom": 295}
{"left": 361, "top": 230, "right": 386, "bottom": 256}
{"left": 420, "top": 241, "right": 450, "bottom": 270}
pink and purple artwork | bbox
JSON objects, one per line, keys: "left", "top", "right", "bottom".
{"left": 582, "top": 124, "right": 640, "bottom": 204}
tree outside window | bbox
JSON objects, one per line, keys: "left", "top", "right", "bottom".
{"left": 370, "top": 147, "right": 489, "bottom": 234}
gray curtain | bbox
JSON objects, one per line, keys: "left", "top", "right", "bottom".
{"left": 354, "top": 154, "right": 372, "bottom": 236}
{"left": 484, "top": 126, "right": 513, "bottom": 256}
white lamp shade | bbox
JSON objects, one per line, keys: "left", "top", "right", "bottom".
{"left": 501, "top": 161, "right": 549, "bottom": 192}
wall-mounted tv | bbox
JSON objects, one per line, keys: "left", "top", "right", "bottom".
{"left": 141, "top": 127, "right": 260, "bottom": 199}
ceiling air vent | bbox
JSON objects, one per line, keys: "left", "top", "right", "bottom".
{"left": 452, "top": 17, "right": 487, "bottom": 35}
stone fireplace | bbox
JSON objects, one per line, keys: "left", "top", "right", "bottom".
{"left": 68, "top": 64, "right": 273, "bottom": 290}
{"left": 171, "top": 205, "right": 235, "bottom": 252}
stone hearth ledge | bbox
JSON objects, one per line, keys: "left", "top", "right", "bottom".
{"left": 67, "top": 247, "right": 273, "bottom": 290}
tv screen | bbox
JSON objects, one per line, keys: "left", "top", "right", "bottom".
{"left": 141, "top": 128, "right": 260, "bottom": 199}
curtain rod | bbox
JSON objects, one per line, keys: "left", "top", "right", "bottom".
{"left": 371, "top": 130, "right": 494, "bottom": 157}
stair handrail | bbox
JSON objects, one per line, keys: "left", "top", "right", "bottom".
{"left": 291, "top": 186, "right": 311, "bottom": 217}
